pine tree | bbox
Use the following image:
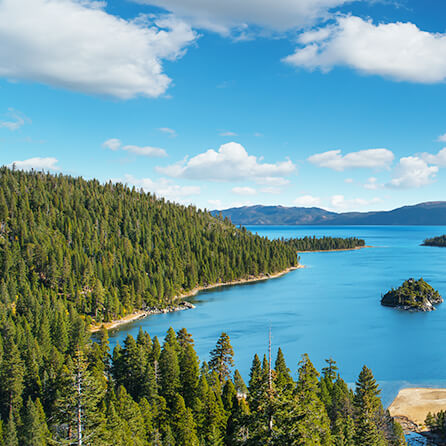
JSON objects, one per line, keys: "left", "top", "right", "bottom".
{"left": 180, "top": 343, "right": 200, "bottom": 406}
{"left": 4, "top": 412, "right": 18, "bottom": 446}
{"left": 209, "top": 333, "right": 234, "bottom": 384}
{"left": 284, "top": 354, "right": 332, "bottom": 445}
{"left": 54, "top": 348, "right": 106, "bottom": 445}
{"left": 354, "top": 366, "right": 386, "bottom": 446}
{"left": 233, "top": 369, "right": 248, "bottom": 396}
{"left": 172, "top": 394, "right": 199, "bottom": 445}
{"left": 22, "top": 397, "right": 50, "bottom": 446}
{"left": 0, "top": 336, "right": 24, "bottom": 419}
{"left": 159, "top": 344, "right": 180, "bottom": 407}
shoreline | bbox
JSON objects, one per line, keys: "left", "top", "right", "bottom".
{"left": 388, "top": 387, "right": 446, "bottom": 434}
{"left": 298, "top": 245, "right": 372, "bottom": 253}
{"left": 90, "top": 264, "right": 303, "bottom": 333}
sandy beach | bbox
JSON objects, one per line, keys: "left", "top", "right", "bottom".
{"left": 388, "top": 388, "right": 446, "bottom": 431}
{"left": 90, "top": 264, "right": 304, "bottom": 333}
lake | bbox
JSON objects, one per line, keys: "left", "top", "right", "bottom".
{"left": 104, "top": 225, "right": 446, "bottom": 408}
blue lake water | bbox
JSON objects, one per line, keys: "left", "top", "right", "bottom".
{"left": 104, "top": 225, "right": 446, "bottom": 408}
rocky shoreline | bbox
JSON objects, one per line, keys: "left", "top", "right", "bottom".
{"left": 90, "top": 301, "right": 196, "bottom": 333}
{"left": 381, "top": 278, "right": 443, "bottom": 312}
{"left": 90, "top": 265, "right": 303, "bottom": 332}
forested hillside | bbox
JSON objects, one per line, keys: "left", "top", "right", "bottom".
{"left": 0, "top": 167, "right": 297, "bottom": 324}
{"left": 0, "top": 167, "right": 405, "bottom": 445}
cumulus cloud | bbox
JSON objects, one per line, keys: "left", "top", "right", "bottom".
{"left": 437, "top": 134, "right": 446, "bottom": 143}
{"left": 123, "top": 174, "right": 200, "bottom": 202}
{"left": 103, "top": 138, "right": 122, "bottom": 151}
{"left": 308, "top": 148, "right": 394, "bottom": 171}
{"left": 123, "top": 145, "right": 168, "bottom": 157}
{"left": 232, "top": 186, "right": 256, "bottom": 195}
{"left": 294, "top": 195, "right": 321, "bottom": 207}
{"left": 157, "top": 142, "right": 296, "bottom": 183}
{"left": 9, "top": 157, "right": 59, "bottom": 171}
{"left": 387, "top": 156, "right": 438, "bottom": 189}
{"left": 0, "top": 108, "right": 30, "bottom": 131}
{"left": 284, "top": 15, "right": 446, "bottom": 84}
{"left": 0, "top": 0, "right": 197, "bottom": 99}
{"left": 132, "top": 0, "right": 356, "bottom": 34}
{"left": 330, "top": 194, "right": 381, "bottom": 211}
{"left": 422, "top": 148, "right": 446, "bottom": 167}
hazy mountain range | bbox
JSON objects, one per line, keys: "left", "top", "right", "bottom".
{"left": 212, "top": 201, "right": 446, "bottom": 225}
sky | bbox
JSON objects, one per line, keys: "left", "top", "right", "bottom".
{"left": 1, "top": 0, "right": 446, "bottom": 212}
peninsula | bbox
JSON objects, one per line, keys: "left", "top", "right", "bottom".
{"left": 381, "top": 278, "right": 443, "bottom": 311}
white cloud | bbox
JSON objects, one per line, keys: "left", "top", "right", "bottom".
{"left": 254, "top": 132, "right": 264, "bottom": 137}
{"left": 0, "top": 108, "right": 29, "bottom": 131}
{"left": 387, "top": 156, "right": 438, "bottom": 189}
{"left": 422, "top": 148, "right": 446, "bottom": 167}
{"left": 0, "top": 0, "right": 197, "bottom": 99}
{"left": 308, "top": 148, "right": 394, "bottom": 171}
{"left": 330, "top": 194, "right": 381, "bottom": 211}
{"left": 232, "top": 186, "right": 257, "bottom": 195}
{"left": 219, "top": 131, "right": 238, "bottom": 137}
{"left": 364, "top": 176, "right": 381, "bottom": 190}
{"left": 123, "top": 174, "right": 200, "bottom": 202}
{"left": 123, "top": 145, "right": 168, "bottom": 157}
{"left": 294, "top": 195, "right": 321, "bottom": 207}
{"left": 260, "top": 186, "right": 281, "bottom": 194}
{"left": 437, "top": 134, "right": 446, "bottom": 143}
{"left": 9, "top": 157, "right": 59, "bottom": 171}
{"left": 208, "top": 199, "right": 222, "bottom": 208}
{"left": 103, "top": 138, "right": 122, "bottom": 151}
{"left": 159, "top": 127, "right": 177, "bottom": 137}
{"left": 157, "top": 142, "right": 296, "bottom": 182}
{"left": 103, "top": 139, "right": 167, "bottom": 157}
{"left": 344, "top": 178, "right": 354, "bottom": 183}
{"left": 256, "top": 177, "right": 290, "bottom": 186}
{"left": 132, "top": 0, "right": 356, "bottom": 34}
{"left": 285, "top": 15, "right": 446, "bottom": 84}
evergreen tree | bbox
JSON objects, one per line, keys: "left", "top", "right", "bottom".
{"left": 354, "top": 366, "right": 386, "bottom": 446}
{"left": 22, "top": 397, "right": 50, "bottom": 446}
{"left": 209, "top": 333, "right": 234, "bottom": 384}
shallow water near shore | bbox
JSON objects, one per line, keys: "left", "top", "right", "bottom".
{"left": 103, "top": 225, "right": 446, "bottom": 409}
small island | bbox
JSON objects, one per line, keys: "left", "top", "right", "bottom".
{"left": 423, "top": 235, "right": 446, "bottom": 247}
{"left": 381, "top": 278, "right": 443, "bottom": 312}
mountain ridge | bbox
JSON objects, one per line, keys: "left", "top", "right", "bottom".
{"left": 212, "top": 201, "right": 446, "bottom": 225}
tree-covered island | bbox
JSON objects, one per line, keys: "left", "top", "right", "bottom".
{"left": 381, "top": 278, "right": 443, "bottom": 312}
{"left": 423, "top": 235, "right": 446, "bottom": 247}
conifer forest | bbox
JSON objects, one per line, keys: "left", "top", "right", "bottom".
{"left": 0, "top": 167, "right": 405, "bottom": 445}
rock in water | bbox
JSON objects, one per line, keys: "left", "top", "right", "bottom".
{"left": 381, "top": 278, "right": 443, "bottom": 312}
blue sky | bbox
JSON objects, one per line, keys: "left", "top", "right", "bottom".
{"left": 1, "top": 0, "right": 446, "bottom": 212}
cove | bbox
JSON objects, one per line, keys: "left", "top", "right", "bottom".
{"left": 104, "top": 225, "right": 446, "bottom": 407}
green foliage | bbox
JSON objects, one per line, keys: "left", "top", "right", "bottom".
{"left": 284, "top": 236, "right": 365, "bottom": 252}
{"left": 423, "top": 235, "right": 446, "bottom": 247}
{"left": 0, "top": 167, "right": 298, "bottom": 324}
{"left": 209, "top": 333, "right": 235, "bottom": 384}
{"left": 381, "top": 278, "right": 443, "bottom": 310}
{"left": 0, "top": 168, "right": 403, "bottom": 445}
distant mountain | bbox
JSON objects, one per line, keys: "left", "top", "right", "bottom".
{"left": 212, "top": 202, "right": 446, "bottom": 225}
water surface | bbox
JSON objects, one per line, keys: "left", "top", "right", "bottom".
{"left": 105, "top": 225, "right": 446, "bottom": 407}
